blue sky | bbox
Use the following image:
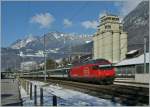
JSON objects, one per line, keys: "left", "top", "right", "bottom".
{"left": 1, "top": 1, "right": 141, "bottom": 47}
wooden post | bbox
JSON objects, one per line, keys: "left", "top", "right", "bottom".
{"left": 30, "top": 83, "right": 32, "bottom": 100}
{"left": 40, "top": 88, "right": 43, "bottom": 106}
{"left": 53, "top": 95, "right": 57, "bottom": 106}
{"left": 34, "top": 85, "right": 37, "bottom": 105}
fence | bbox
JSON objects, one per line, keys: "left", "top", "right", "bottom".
{"left": 19, "top": 79, "right": 60, "bottom": 106}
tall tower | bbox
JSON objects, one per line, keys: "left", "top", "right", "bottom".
{"left": 93, "top": 14, "right": 127, "bottom": 63}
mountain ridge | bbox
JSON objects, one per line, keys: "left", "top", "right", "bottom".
{"left": 10, "top": 31, "right": 92, "bottom": 52}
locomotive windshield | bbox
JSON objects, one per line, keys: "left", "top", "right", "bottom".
{"left": 94, "top": 59, "right": 110, "bottom": 64}
{"left": 72, "top": 59, "right": 111, "bottom": 67}
{"left": 98, "top": 64, "right": 113, "bottom": 70}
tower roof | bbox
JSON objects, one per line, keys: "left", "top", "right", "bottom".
{"left": 100, "top": 14, "right": 119, "bottom": 19}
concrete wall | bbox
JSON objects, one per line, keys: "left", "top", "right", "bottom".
{"left": 104, "top": 31, "right": 113, "bottom": 62}
{"left": 120, "top": 32, "right": 128, "bottom": 60}
{"left": 93, "top": 35, "right": 97, "bottom": 59}
{"left": 135, "top": 74, "right": 149, "bottom": 83}
{"left": 113, "top": 31, "right": 120, "bottom": 63}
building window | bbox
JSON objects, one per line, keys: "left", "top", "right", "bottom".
{"left": 136, "top": 64, "right": 149, "bottom": 73}
{"left": 112, "top": 18, "right": 119, "bottom": 21}
{"left": 146, "top": 64, "right": 149, "bottom": 73}
{"left": 112, "top": 18, "right": 115, "bottom": 20}
{"left": 136, "top": 64, "right": 143, "bottom": 74}
{"left": 105, "top": 25, "right": 111, "bottom": 29}
{"left": 119, "top": 26, "right": 123, "bottom": 30}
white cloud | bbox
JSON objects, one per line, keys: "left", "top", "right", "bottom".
{"left": 30, "top": 12, "right": 55, "bottom": 28}
{"left": 63, "top": 19, "right": 72, "bottom": 27}
{"left": 81, "top": 20, "right": 99, "bottom": 29}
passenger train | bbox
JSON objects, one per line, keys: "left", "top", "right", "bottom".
{"left": 21, "top": 59, "right": 116, "bottom": 84}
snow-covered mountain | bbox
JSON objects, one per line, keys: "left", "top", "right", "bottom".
{"left": 10, "top": 32, "right": 92, "bottom": 53}
{"left": 11, "top": 35, "right": 39, "bottom": 49}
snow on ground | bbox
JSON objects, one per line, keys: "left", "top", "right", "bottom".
{"left": 20, "top": 80, "right": 121, "bottom": 106}
{"left": 20, "top": 85, "right": 34, "bottom": 106}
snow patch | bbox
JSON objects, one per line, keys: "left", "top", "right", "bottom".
{"left": 54, "top": 33, "right": 60, "bottom": 39}
{"left": 26, "top": 80, "right": 121, "bottom": 106}
{"left": 85, "top": 41, "right": 91, "bottom": 43}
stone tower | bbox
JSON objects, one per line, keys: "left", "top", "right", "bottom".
{"left": 93, "top": 14, "right": 127, "bottom": 63}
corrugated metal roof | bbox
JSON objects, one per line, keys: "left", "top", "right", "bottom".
{"left": 115, "top": 53, "right": 149, "bottom": 66}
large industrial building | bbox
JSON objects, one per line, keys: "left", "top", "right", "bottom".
{"left": 93, "top": 14, "right": 128, "bottom": 63}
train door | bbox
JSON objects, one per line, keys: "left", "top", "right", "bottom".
{"left": 82, "top": 64, "right": 90, "bottom": 78}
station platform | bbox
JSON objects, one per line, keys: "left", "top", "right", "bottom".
{"left": 114, "top": 78, "right": 149, "bottom": 88}
{"left": 1, "top": 79, "right": 22, "bottom": 106}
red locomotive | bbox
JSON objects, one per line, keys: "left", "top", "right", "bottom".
{"left": 69, "top": 59, "right": 115, "bottom": 84}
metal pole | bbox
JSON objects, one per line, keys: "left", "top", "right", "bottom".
{"left": 30, "top": 83, "right": 32, "bottom": 100}
{"left": 44, "top": 34, "right": 47, "bottom": 81}
{"left": 34, "top": 85, "right": 37, "bottom": 105}
{"left": 144, "top": 36, "right": 147, "bottom": 74}
{"left": 40, "top": 88, "right": 43, "bottom": 106}
{"left": 52, "top": 95, "right": 57, "bottom": 106}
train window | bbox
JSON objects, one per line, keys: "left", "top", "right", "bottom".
{"left": 92, "top": 64, "right": 113, "bottom": 70}
{"left": 100, "top": 67, "right": 112, "bottom": 70}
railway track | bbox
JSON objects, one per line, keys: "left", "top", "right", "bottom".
{"left": 21, "top": 77, "right": 149, "bottom": 106}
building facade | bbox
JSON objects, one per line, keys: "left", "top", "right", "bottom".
{"left": 115, "top": 53, "right": 149, "bottom": 83}
{"left": 21, "top": 61, "right": 38, "bottom": 71}
{"left": 93, "top": 15, "right": 128, "bottom": 63}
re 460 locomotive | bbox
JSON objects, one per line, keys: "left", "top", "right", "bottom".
{"left": 69, "top": 59, "right": 115, "bottom": 84}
